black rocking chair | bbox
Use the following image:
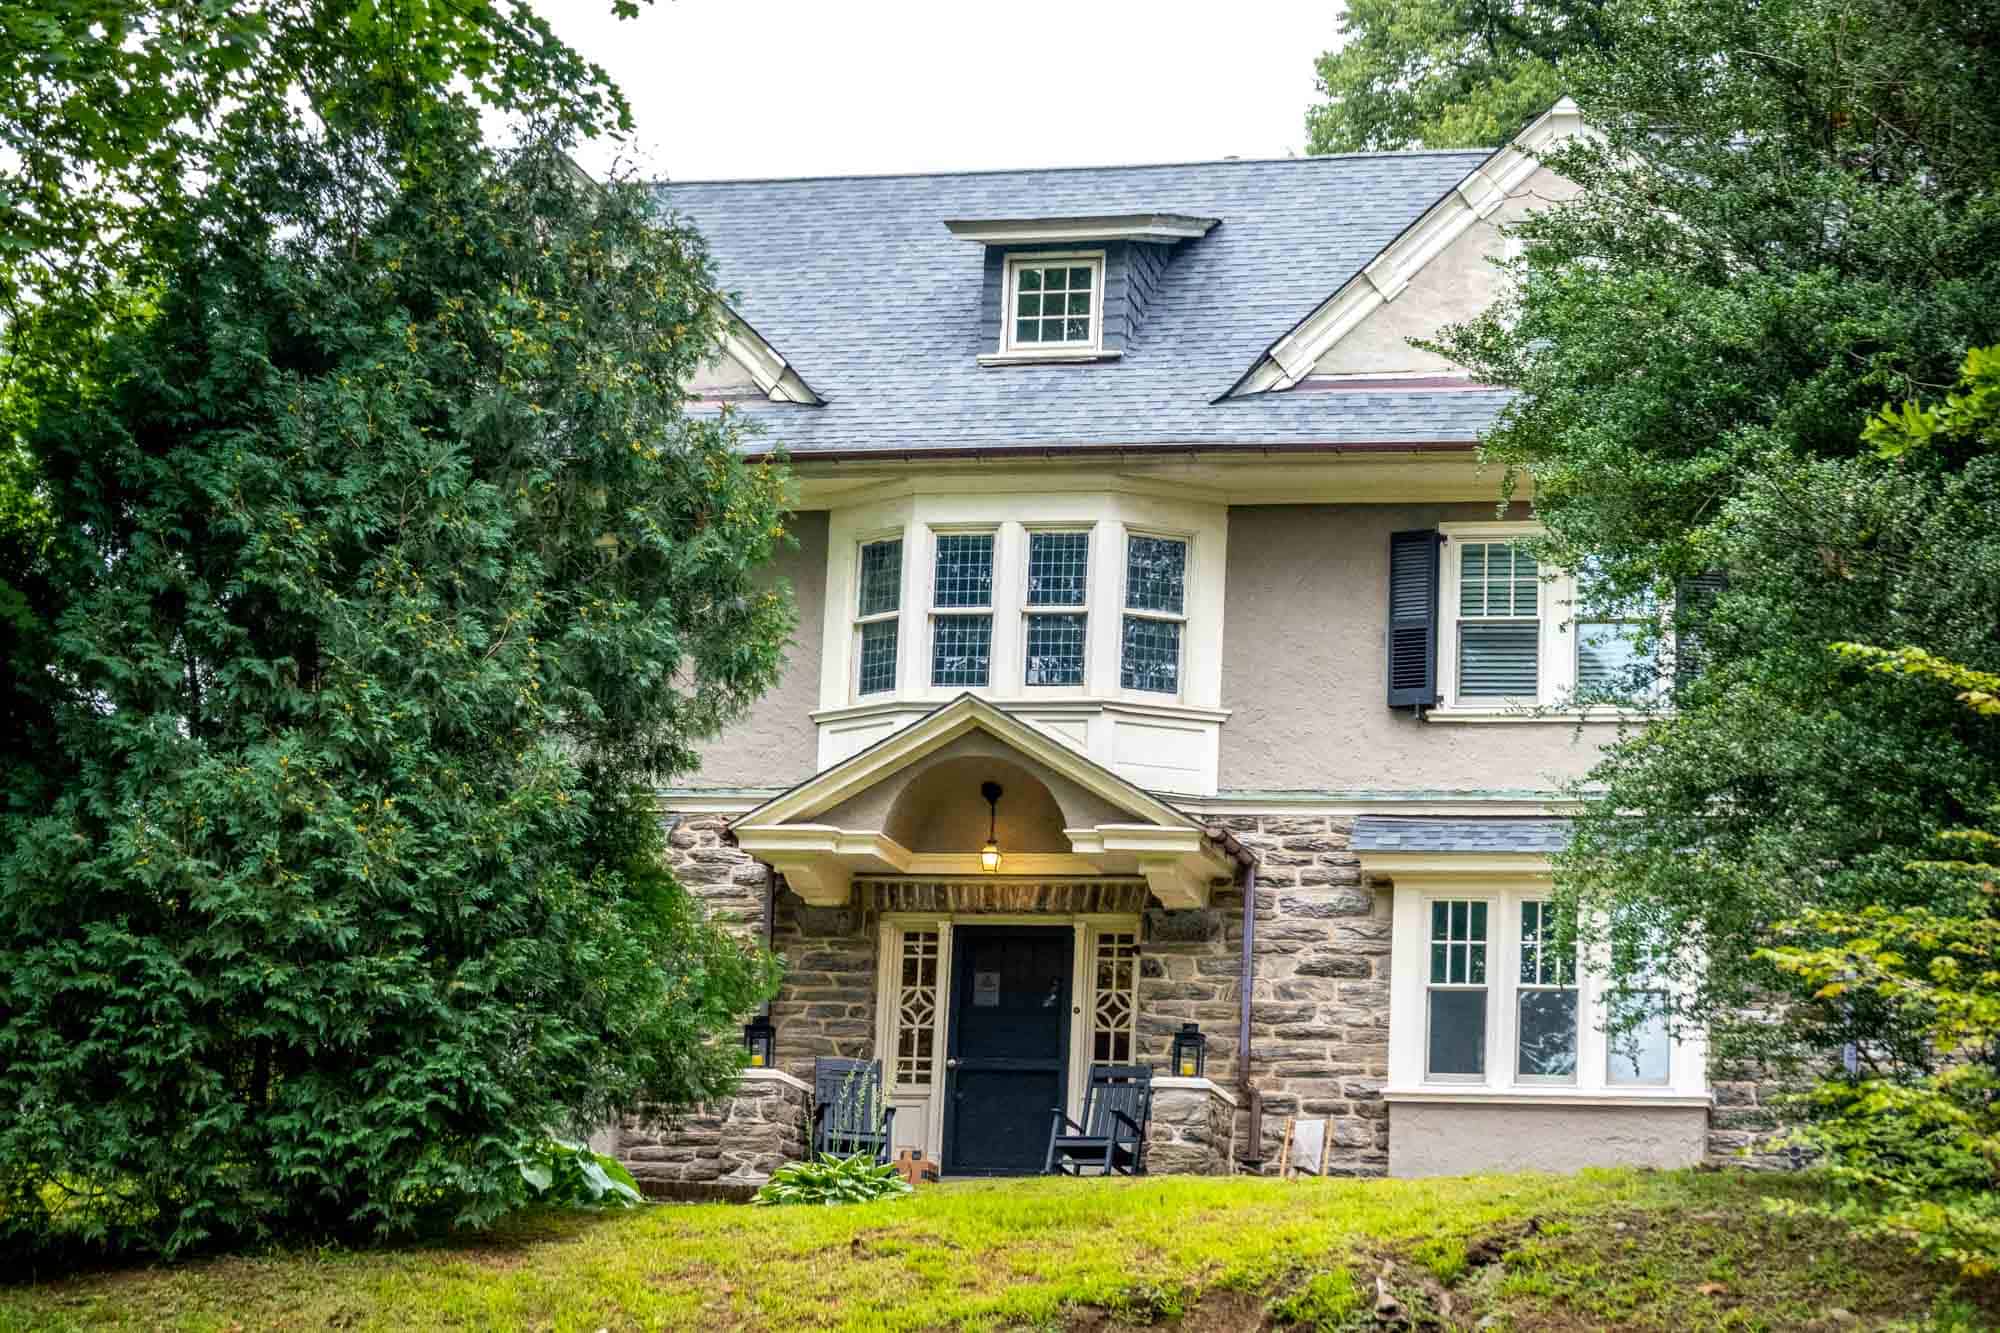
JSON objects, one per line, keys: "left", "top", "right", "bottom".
{"left": 1044, "top": 1064, "right": 1153, "bottom": 1176}
{"left": 812, "top": 1057, "right": 897, "bottom": 1163}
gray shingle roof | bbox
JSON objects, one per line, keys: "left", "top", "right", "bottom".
{"left": 1350, "top": 817, "right": 1572, "bottom": 854}
{"left": 657, "top": 152, "right": 1508, "bottom": 456}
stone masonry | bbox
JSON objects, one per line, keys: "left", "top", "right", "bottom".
{"left": 612, "top": 1068, "right": 811, "bottom": 1199}
{"left": 655, "top": 805, "right": 1794, "bottom": 1181}
{"left": 1146, "top": 1079, "right": 1238, "bottom": 1175}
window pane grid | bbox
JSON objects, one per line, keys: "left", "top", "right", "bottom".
{"left": 1426, "top": 898, "right": 1488, "bottom": 1080}
{"left": 933, "top": 533, "right": 994, "bottom": 608}
{"left": 1091, "top": 932, "right": 1137, "bottom": 1063}
{"left": 1124, "top": 535, "right": 1187, "bottom": 615}
{"left": 1459, "top": 542, "right": 1539, "bottom": 617}
{"left": 931, "top": 615, "right": 992, "bottom": 687}
{"left": 1025, "top": 613, "right": 1086, "bottom": 686}
{"left": 1012, "top": 262, "right": 1096, "bottom": 346}
{"left": 894, "top": 930, "right": 940, "bottom": 1086}
{"left": 857, "top": 539, "right": 902, "bottom": 617}
{"left": 857, "top": 620, "right": 898, "bottom": 695}
{"left": 1517, "top": 901, "right": 1578, "bottom": 1080}
{"left": 1027, "top": 531, "right": 1090, "bottom": 606}
{"left": 1119, "top": 616, "right": 1180, "bottom": 693}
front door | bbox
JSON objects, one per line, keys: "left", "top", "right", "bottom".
{"left": 942, "top": 926, "right": 1073, "bottom": 1175}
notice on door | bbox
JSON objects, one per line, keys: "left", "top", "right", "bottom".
{"left": 973, "top": 971, "right": 1001, "bottom": 1007}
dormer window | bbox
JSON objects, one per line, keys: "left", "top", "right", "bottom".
{"left": 1007, "top": 255, "right": 1101, "bottom": 352}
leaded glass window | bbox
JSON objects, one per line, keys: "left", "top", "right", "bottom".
{"left": 854, "top": 537, "right": 902, "bottom": 697}
{"left": 894, "top": 930, "right": 940, "bottom": 1086}
{"left": 1027, "top": 531, "right": 1089, "bottom": 607}
{"left": 1009, "top": 258, "right": 1099, "bottom": 348}
{"left": 1026, "top": 614, "right": 1086, "bottom": 686}
{"left": 1426, "top": 899, "right": 1488, "bottom": 1079}
{"left": 1457, "top": 541, "right": 1539, "bottom": 699}
{"left": 1091, "top": 932, "right": 1138, "bottom": 1063}
{"left": 1121, "top": 534, "right": 1186, "bottom": 694}
{"left": 1516, "top": 900, "right": 1578, "bottom": 1081}
{"left": 933, "top": 533, "right": 993, "bottom": 608}
{"left": 931, "top": 615, "right": 991, "bottom": 687}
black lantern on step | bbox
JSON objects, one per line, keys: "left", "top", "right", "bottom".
{"left": 1171, "top": 1022, "right": 1206, "bottom": 1078}
{"left": 743, "top": 1013, "right": 775, "bottom": 1069}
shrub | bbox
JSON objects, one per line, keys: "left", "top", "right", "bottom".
{"left": 752, "top": 1153, "right": 912, "bottom": 1207}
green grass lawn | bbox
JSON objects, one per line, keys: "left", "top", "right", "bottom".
{"left": 2, "top": 1170, "right": 1992, "bottom": 1332}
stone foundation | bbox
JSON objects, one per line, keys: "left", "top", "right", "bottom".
{"left": 611, "top": 1068, "right": 810, "bottom": 1195}
{"left": 1147, "top": 1077, "right": 1238, "bottom": 1175}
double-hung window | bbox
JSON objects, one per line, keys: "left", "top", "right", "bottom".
{"left": 854, "top": 538, "right": 902, "bottom": 696}
{"left": 1573, "top": 558, "right": 1660, "bottom": 704}
{"left": 1425, "top": 899, "right": 1489, "bottom": 1080}
{"left": 930, "top": 532, "right": 995, "bottom": 688}
{"left": 1005, "top": 255, "right": 1102, "bottom": 352}
{"left": 1121, "top": 534, "right": 1186, "bottom": 694}
{"left": 1024, "top": 530, "right": 1089, "bottom": 686}
{"left": 1605, "top": 922, "right": 1673, "bottom": 1086}
{"left": 1455, "top": 539, "right": 1541, "bottom": 701}
{"left": 1516, "top": 900, "right": 1578, "bottom": 1081}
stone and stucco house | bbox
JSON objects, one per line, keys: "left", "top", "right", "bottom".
{"left": 610, "top": 101, "right": 1770, "bottom": 1190}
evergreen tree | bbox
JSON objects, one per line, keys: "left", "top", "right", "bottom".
{"left": 0, "top": 45, "right": 787, "bottom": 1259}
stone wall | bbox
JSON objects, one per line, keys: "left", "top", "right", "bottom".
{"left": 664, "top": 813, "right": 879, "bottom": 1085}
{"left": 1213, "top": 814, "right": 1392, "bottom": 1176}
{"left": 613, "top": 1069, "right": 810, "bottom": 1199}
{"left": 1146, "top": 1079, "right": 1238, "bottom": 1175}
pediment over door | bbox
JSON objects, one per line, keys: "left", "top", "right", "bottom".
{"left": 729, "top": 694, "right": 1239, "bottom": 909}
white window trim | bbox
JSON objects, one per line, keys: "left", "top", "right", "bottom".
{"left": 852, "top": 534, "right": 903, "bottom": 697}
{"left": 1384, "top": 876, "right": 1707, "bottom": 1103}
{"left": 1430, "top": 521, "right": 1661, "bottom": 724}
{"left": 1117, "top": 527, "right": 1192, "bottom": 703}
{"left": 1001, "top": 251, "right": 1105, "bottom": 356}
{"left": 1019, "top": 524, "right": 1097, "bottom": 697}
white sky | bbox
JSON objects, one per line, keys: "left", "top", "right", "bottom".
{"left": 540, "top": 0, "right": 1338, "bottom": 182}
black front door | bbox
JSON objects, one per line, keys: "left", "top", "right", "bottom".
{"left": 943, "top": 926, "right": 1073, "bottom": 1175}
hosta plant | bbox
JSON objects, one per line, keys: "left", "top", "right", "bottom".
{"left": 517, "top": 1139, "right": 643, "bottom": 1210}
{"left": 753, "top": 1153, "right": 912, "bottom": 1207}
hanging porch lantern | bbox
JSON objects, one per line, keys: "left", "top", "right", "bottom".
{"left": 1171, "top": 1022, "right": 1207, "bottom": 1078}
{"left": 979, "top": 780, "right": 1004, "bottom": 873}
{"left": 743, "top": 1013, "right": 776, "bottom": 1069}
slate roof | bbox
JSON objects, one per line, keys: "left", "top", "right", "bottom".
{"left": 1349, "top": 817, "right": 1572, "bottom": 854}
{"left": 656, "top": 152, "right": 1511, "bottom": 457}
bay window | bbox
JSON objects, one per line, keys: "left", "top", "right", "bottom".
{"left": 930, "top": 532, "right": 994, "bottom": 687}
{"left": 854, "top": 537, "right": 902, "bottom": 696}
{"left": 1425, "top": 899, "right": 1489, "bottom": 1080}
{"left": 1121, "top": 533, "right": 1186, "bottom": 694}
{"left": 1024, "top": 530, "right": 1089, "bottom": 687}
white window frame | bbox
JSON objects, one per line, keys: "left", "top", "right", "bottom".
{"left": 927, "top": 525, "right": 999, "bottom": 691}
{"left": 1385, "top": 879, "right": 1707, "bottom": 1103}
{"left": 1019, "top": 525, "right": 1096, "bottom": 696}
{"left": 1422, "top": 893, "right": 1494, "bottom": 1084}
{"left": 1002, "top": 251, "right": 1105, "bottom": 355}
{"left": 852, "top": 534, "right": 904, "bottom": 697}
{"left": 1117, "top": 528, "right": 1191, "bottom": 701}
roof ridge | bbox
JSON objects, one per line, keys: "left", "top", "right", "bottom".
{"left": 654, "top": 147, "right": 1493, "bottom": 190}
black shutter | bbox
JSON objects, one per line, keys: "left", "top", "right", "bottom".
{"left": 1673, "top": 570, "right": 1728, "bottom": 696}
{"left": 1387, "top": 529, "right": 1443, "bottom": 708}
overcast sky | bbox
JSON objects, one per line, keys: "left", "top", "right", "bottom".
{"left": 541, "top": 0, "right": 1338, "bottom": 182}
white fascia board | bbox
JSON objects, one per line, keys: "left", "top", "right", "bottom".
{"left": 1356, "top": 851, "right": 1554, "bottom": 880}
{"left": 944, "top": 214, "right": 1220, "bottom": 245}
{"left": 721, "top": 314, "right": 822, "bottom": 406}
{"left": 1229, "top": 97, "right": 1586, "bottom": 398}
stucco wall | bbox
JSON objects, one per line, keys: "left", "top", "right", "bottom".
{"left": 1313, "top": 163, "right": 1580, "bottom": 379}
{"left": 1218, "top": 503, "right": 1617, "bottom": 793}
{"left": 684, "top": 509, "right": 828, "bottom": 788}
{"left": 1388, "top": 1102, "right": 1709, "bottom": 1177}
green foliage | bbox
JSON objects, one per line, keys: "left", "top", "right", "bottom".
{"left": 1268, "top": 1266, "right": 1363, "bottom": 1326}
{"left": 1430, "top": 0, "right": 2000, "bottom": 1077}
{"left": 752, "top": 1153, "right": 913, "bottom": 1208}
{"left": 516, "top": 1139, "right": 642, "bottom": 1210}
{"left": 0, "top": 51, "right": 788, "bottom": 1258}
{"left": 1759, "top": 648, "right": 2000, "bottom": 1276}
{"left": 1304, "top": 0, "right": 1605, "bottom": 152}
{"left": 0, "top": 1, "right": 652, "bottom": 313}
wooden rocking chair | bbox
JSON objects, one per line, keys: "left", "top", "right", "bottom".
{"left": 1043, "top": 1064, "right": 1153, "bottom": 1176}
{"left": 812, "top": 1057, "right": 897, "bottom": 1164}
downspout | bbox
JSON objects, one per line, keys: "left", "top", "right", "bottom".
{"left": 1238, "top": 859, "right": 1263, "bottom": 1170}
{"left": 762, "top": 865, "right": 777, "bottom": 1018}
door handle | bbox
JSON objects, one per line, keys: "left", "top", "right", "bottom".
{"left": 946, "top": 1058, "right": 961, "bottom": 1069}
